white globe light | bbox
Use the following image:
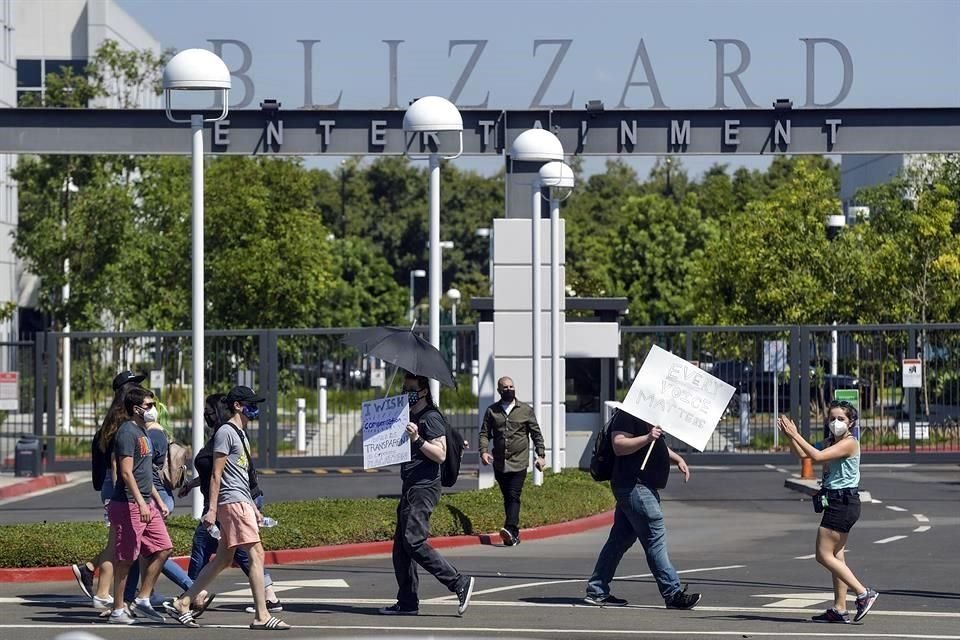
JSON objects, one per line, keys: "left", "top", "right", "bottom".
{"left": 403, "top": 96, "right": 463, "bottom": 132}
{"left": 511, "top": 129, "right": 564, "bottom": 162}
{"left": 163, "top": 49, "right": 231, "bottom": 91}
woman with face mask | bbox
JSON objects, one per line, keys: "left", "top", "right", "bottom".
{"left": 778, "top": 402, "right": 879, "bottom": 624}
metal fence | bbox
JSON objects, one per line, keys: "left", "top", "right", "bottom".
{"left": 4, "top": 322, "right": 958, "bottom": 473}
{"left": 619, "top": 324, "right": 960, "bottom": 456}
{"left": 20, "top": 327, "right": 481, "bottom": 472}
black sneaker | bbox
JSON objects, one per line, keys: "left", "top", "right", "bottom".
{"left": 456, "top": 576, "right": 475, "bottom": 616}
{"left": 583, "top": 594, "right": 628, "bottom": 607}
{"left": 665, "top": 587, "right": 702, "bottom": 610}
{"left": 71, "top": 563, "right": 94, "bottom": 599}
{"left": 499, "top": 527, "right": 516, "bottom": 546}
{"left": 812, "top": 608, "right": 850, "bottom": 623}
{"left": 854, "top": 589, "right": 879, "bottom": 622}
{"left": 378, "top": 603, "right": 419, "bottom": 616}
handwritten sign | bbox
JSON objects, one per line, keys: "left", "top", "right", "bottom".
{"left": 621, "top": 345, "right": 735, "bottom": 451}
{"left": 361, "top": 394, "right": 411, "bottom": 469}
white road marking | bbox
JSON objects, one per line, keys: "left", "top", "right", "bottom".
{"left": 872, "top": 499, "right": 883, "bottom": 504}
{"left": 2, "top": 622, "right": 958, "bottom": 638}
{"left": 754, "top": 592, "right": 850, "bottom": 608}
{"left": 423, "top": 564, "right": 746, "bottom": 603}
{"left": 3, "top": 597, "right": 960, "bottom": 620}
{"left": 886, "top": 505, "right": 908, "bottom": 512}
{"left": 915, "top": 526, "right": 932, "bottom": 533}
{"left": 775, "top": 468, "right": 790, "bottom": 474}
{"left": 764, "top": 464, "right": 777, "bottom": 470}
{"left": 874, "top": 535, "right": 909, "bottom": 544}
{"left": 217, "top": 578, "right": 349, "bottom": 597}
{"left": 793, "top": 554, "right": 816, "bottom": 560}
{"left": 913, "top": 514, "right": 929, "bottom": 523}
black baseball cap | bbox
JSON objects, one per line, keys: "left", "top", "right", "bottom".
{"left": 225, "top": 385, "right": 266, "bottom": 405}
{"left": 112, "top": 370, "right": 146, "bottom": 391}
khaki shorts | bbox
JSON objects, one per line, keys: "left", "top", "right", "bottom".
{"left": 217, "top": 501, "right": 261, "bottom": 549}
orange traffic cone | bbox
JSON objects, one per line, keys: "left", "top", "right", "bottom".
{"left": 801, "top": 457, "right": 815, "bottom": 480}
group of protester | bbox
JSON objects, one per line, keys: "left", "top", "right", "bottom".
{"left": 70, "top": 368, "right": 878, "bottom": 629}
{"left": 72, "top": 372, "right": 289, "bottom": 630}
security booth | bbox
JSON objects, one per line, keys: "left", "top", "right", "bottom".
{"left": 473, "top": 295, "right": 627, "bottom": 478}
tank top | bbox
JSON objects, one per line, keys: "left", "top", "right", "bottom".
{"left": 822, "top": 442, "right": 860, "bottom": 489}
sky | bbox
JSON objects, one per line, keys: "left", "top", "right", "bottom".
{"left": 117, "top": 0, "right": 960, "bottom": 178}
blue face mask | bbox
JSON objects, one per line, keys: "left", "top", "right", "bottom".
{"left": 242, "top": 404, "right": 260, "bottom": 420}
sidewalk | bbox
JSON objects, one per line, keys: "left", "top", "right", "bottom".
{"left": 0, "top": 472, "right": 80, "bottom": 500}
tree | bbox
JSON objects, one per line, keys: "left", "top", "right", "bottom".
{"left": 692, "top": 158, "right": 840, "bottom": 325}
{"left": 613, "top": 192, "right": 713, "bottom": 325}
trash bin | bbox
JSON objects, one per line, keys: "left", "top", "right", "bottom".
{"left": 14, "top": 435, "right": 42, "bottom": 478}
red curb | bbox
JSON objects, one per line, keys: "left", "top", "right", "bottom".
{"left": 0, "top": 473, "right": 71, "bottom": 500}
{"left": 0, "top": 509, "right": 614, "bottom": 584}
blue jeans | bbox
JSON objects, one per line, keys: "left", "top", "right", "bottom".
{"left": 124, "top": 490, "right": 193, "bottom": 603}
{"left": 586, "top": 483, "right": 681, "bottom": 602}
{"left": 187, "top": 496, "right": 273, "bottom": 588}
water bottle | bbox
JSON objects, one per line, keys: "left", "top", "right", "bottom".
{"left": 103, "top": 512, "right": 110, "bottom": 527}
{"left": 207, "top": 524, "right": 221, "bottom": 540}
{"left": 261, "top": 517, "right": 277, "bottom": 528}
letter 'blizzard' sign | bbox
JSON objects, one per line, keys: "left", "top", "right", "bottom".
{"left": 208, "top": 37, "right": 855, "bottom": 111}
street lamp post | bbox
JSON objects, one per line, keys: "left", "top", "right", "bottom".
{"left": 163, "top": 48, "right": 231, "bottom": 519}
{"left": 403, "top": 97, "right": 463, "bottom": 404}
{"left": 408, "top": 269, "right": 426, "bottom": 323}
{"left": 476, "top": 227, "right": 492, "bottom": 292}
{"left": 446, "top": 288, "right": 461, "bottom": 373}
{"left": 539, "top": 161, "right": 575, "bottom": 474}
{"left": 510, "top": 129, "right": 564, "bottom": 486}
{"left": 826, "top": 212, "right": 846, "bottom": 377}
{"left": 61, "top": 176, "right": 78, "bottom": 435}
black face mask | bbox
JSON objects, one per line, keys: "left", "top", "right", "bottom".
{"left": 500, "top": 390, "right": 515, "bottom": 402}
{"left": 407, "top": 390, "right": 422, "bottom": 406}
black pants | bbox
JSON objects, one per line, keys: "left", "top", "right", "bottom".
{"left": 393, "top": 480, "right": 463, "bottom": 607}
{"left": 494, "top": 469, "right": 526, "bottom": 535}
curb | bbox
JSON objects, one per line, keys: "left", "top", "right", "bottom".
{"left": 0, "top": 510, "right": 615, "bottom": 584}
{"left": 0, "top": 473, "right": 72, "bottom": 500}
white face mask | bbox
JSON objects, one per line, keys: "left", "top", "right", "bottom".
{"left": 829, "top": 419, "right": 848, "bottom": 437}
{"left": 142, "top": 407, "right": 159, "bottom": 423}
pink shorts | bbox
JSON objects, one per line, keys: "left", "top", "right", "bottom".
{"left": 218, "top": 501, "right": 261, "bottom": 549}
{"left": 109, "top": 501, "right": 172, "bottom": 563}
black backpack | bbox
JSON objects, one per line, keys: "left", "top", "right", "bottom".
{"left": 91, "top": 430, "right": 109, "bottom": 491}
{"left": 589, "top": 410, "right": 618, "bottom": 482}
{"left": 422, "top": 408, "right": 465, "bottom": 488}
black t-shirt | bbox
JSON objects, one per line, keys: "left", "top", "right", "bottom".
{"left": 400, "top": 406, "right": 447, "bottom": 487}
{"left": 610, "top": 411, "right": 671, "bottom": 491}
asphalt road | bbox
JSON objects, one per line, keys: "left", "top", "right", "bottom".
{"left": 1, "top": 464, "right": 957, "bottom": 639}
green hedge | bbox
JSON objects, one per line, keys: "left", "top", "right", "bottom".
{"left": 0, "top": 470, "right": 613, "bottom": 568}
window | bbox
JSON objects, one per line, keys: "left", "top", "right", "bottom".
{"left": 15, "top": 58, "right": 88, "bottom": 104}
{"left": 16, "top": 59, "right": 40, "bottom": 87}
{"left": 565, "top": 358, "right": 602, "bottom": 413}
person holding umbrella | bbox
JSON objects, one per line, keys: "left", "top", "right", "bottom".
{"left": 379, "top": 370, "right": 475, "bottom": 617}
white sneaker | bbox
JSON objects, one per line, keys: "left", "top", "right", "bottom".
{"left": 108, "top": 609, "right": 137, "bottom": 625}
{"left": 92, "top": 595, "right": 113, "bottom": 610}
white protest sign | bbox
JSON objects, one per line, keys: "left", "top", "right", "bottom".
{"left": 621, "top": 345, "right": 736, "bottom": 452}
{"left": 361, "top": 394, "right": 411, "bottom": 469}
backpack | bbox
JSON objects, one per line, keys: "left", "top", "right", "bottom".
{"left": 422, "top": 408, "right": 465, "bottom": 488}
{"left": 91, "top": 430, "right": 109, "bottom": 491}
{"left": 161, "top": 440, "right": 192, "bottom": 492}
{"left": 589, "top": 410, "right": 618, "bottom": 482}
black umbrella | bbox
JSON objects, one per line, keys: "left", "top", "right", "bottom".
{"left": 342, "top": 327, "right": 457, "bottom": 388}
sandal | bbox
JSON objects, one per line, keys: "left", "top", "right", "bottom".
{"left": 162, "top": 600, "right": 199, "bottom": 628}
{"left": 191, "top": 592, "right": 216, "bottom": 619}
{"left": 249, "top": 615, "right": 291, "bottom": 631}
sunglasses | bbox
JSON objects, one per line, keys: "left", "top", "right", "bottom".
{"left": 141, "top": 402, "right": 156, "bottom": 409}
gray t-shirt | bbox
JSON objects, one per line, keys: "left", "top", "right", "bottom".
{"left": 213, "top": 423, "right": 254, "bottom": 506}
{"left": 112, "top": 420, "right": 154, "bottom": 504}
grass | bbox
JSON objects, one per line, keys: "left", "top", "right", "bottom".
{"left": 0, "top": 470, "right": 614, "bottom": 568}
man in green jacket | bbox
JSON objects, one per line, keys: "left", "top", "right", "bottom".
{"left": 479, "top": 377, "right": 546, "bottom": 546}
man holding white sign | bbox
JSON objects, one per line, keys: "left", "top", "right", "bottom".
{"left": 584, "top": 409, "right": 701, "bottom": 609}
{"left": 585, "top": 346, "right": 733, "bottom": 609}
